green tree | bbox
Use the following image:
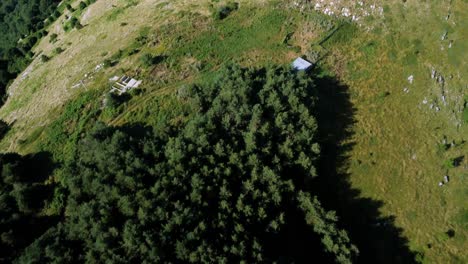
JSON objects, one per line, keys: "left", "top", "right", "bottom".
{"left": 78, "top": 1, "right": 87, "bottom": 10}
{"left": 0, "top": 0, "right": 62, "bottom": 103}
{"left": 0, "top": 152, "right": 55, "bottom": 262}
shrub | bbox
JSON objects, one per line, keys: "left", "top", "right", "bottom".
{"left": 65, "top": 4, "right": 73, "bottom": 11}
{"left": 54, "top": 47, "right": 64, "bottom": 55}
{"left": 52, "top": 10, "right": 61, "bottom": 19}
{"left": 213, "top": 2, "right": 239, "bottom": 20}
{"left": 105, "top": 92, "right": 120, "bottom": 108}
{"left": 24, "top": 36, "right": 38, "bottom": 49}
{"left": 443, "top": 158, "right": 455, "bottom": 169}
{"left": 40, "top": 54, "right": 50, "bottom": 62}
{"left": 49, "top": 33, "right": 58, "bottom": 43}
{"left": 378, "top": 91, "right": 390, "bottom": 99}
{"left": 140, "top": 53, "right": 162, "bottom": 67}
{"left": 105, "top": 92, "right": 130, "bottom": 108}
{"left": 78, "top": 1, "right": 87, "bottom": 10}
{"left": 69, "top": 17, "right": 82, "bottom": 29}
{"left": 102, "top": 59, "right": 113, "bottom": 68}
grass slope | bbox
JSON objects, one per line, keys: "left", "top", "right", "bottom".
{"left": 319, "top": 1, "right": 467, "bottom": 262}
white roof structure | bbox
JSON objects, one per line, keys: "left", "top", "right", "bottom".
{"left": 127, "top": 78, "right": 137, "bottom": 88}
{"left": 110, "top": 75, "right": 142, "bottom": 94}
{"left": 109, "top": 76, "right": 119, "bottom": 82}
{"left": 292, "top": 57, "right": 313, "bottom": 71}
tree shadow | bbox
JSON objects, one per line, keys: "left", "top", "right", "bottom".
{"left": 0, "top": 150, "right": 59, "bottom": 262}
{"left": 310, "top": 69, "right": 420, "bottom": 263}
{"left": 23, "top": 151, "right": 57, "bottom": 182}
{"left": 0, "top": 119, "right": 11, "bottom": 140}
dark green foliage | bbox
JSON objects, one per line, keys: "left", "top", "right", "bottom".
{"left": 0, "top": 0, "right": 61, "bottom": 103}
{"left": 105, "top": 92, "right": 130, "bottom": 108}
{"left": 0, "top": 152, "right": 56, "bottom": 262}
{"left": 78, "top": 1, "right": 87, "bottom": 10}
{"left": 20, "top": 66, "right": 357, "bottom": 263}
{"left": 65, "top": 4, "right": 73, "bottom": 12}
{"left": 40, "top": 90, "right": 101, "bottom": 162}
{"left": 53, "top": 47, "right": 64, "bottom": 55}
{"left": 297, "top": 192, "right": 357, "bottom": 262}
{"left": 49, "top": 33, "right": 58, "bottom": 43}
{"left": 64, "top": 16, "right": 82, "bottom": 31}
{"left": 40, "top": 54, "right": 50, "bottom": 62}
{"left": 16, "top": 224, "right": 80, "bottom": 263}
{"left": 0, "top": 119, "right": 9, "bottom": 140}
{"left": 139, "top": 53, "right": 163, "bottom": 67}
{"left": 213, "top": 2, "right": 239, "bottom": 20}
{"left": 443, "top": 158, "right": 455, "bottom": 169}
{"left": 102, "top": 58, "right": 114, "bottom": 68}
{"left": 52, "top": 10, "right": 61, "bottom": 19}
{"left": 85, "top": 0, "right": 97, "bottom": 5}
{"left": 69, "top": 17, "right": 81, "bottom": 29}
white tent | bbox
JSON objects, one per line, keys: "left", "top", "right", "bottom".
{"left": 292, "top": 57, "right": 313, "bottom": 71}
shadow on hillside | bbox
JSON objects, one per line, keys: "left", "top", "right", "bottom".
{"left": 0, "top": 119, "right": 11, "bottom": 141}
{"left": 0, "top": 151, "right": 59, "bottom": 262}
{"left": 311, "top": 69, "right": 420, "bottom": 263}
{"left": 23, "top": 151, "right": 57, "bottom": 182}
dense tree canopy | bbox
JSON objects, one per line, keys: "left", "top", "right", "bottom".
{"left": 15, "top": 65, "right": 357, "bottom": 263}
{"left": 0, "top": 152, "right": 55, "bottom": 262}
{"left": 0, "top": 0, "right": 61, "bottom": 102}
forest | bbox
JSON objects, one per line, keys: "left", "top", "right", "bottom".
{"left": 0, "top": 0, "right": 61, "bottom": 102}
{"left": 1, "top": 66, "right": 359, "bottom": 263}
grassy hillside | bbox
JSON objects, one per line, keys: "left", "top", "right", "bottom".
{"left": 0, "top": 0, "right": 466, "bottom": 263}
{"left": 317, "top": 1, "right": 467, "bottom": 262}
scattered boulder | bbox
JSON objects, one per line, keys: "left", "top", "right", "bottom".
{"left": 408, "top": 75, "right": 414, "bottom": 84}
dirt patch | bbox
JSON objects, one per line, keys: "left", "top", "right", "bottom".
{"left": 291, "top": 21, "right": 320, "bottom": 52}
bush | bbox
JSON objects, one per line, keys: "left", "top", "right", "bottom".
{"left": 52, "top": 10, "right": 61, "bottom": 19}
{"left": 54, "top": 47, "right": 64, "bottom": 55}
{"left": 102, "top": 59, "right": 113, "bottom": 68}
{"left": 78, "top": 1, "right": 87, "bottom": 10}
{"left": 104, "top": 92, "right": 129, "bottom": 108}
{"left": 139, "top": 53, "right": 162, "bottom": 67}
{"left": 40, "top": 54, "right": 50, "bottom": 62}
{"left": 24, "top": 36, "right": 38, "bottom": 49}
{"left": 49, "top": 33, "right": 58, "bottom": 43}
{"left": 65, "top": 4, "right": 73, "bottom": 12}
{"left": 213, "top": 1, "right": 239, "bottom": 20}
{"left": 69, "top": 17, "right": 81, "bottom": 29}
{"left": 443, "top": 158, "right": 455, "bottom": 169}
